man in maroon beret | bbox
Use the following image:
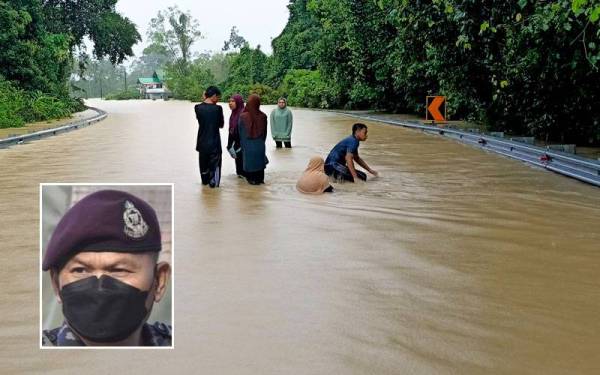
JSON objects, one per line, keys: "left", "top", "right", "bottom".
{"left": 42, "top": 190, "right": 172, "bottom": 347}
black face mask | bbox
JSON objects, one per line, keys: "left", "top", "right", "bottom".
{"left": 59, "top": 274, "right": 151, "bottom": 343}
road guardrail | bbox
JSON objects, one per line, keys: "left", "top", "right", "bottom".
{"left": 340, "top": 113, "right": 600, "bottom": 187}
{"left": 0, "top": 106, "right": 108, "bottom": 149}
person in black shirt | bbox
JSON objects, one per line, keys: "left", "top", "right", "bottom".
{"left": 194, "top": 86, "right": 224, "bottom": 188}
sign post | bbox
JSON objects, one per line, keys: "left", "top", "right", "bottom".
{"left": 426, "top": 96, "right": 447, "bottom": 123}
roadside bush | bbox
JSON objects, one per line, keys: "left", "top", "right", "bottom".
{"left": 0, "top": 79, "right": 26, "bottom": 128}
{"left": 279, "top": 69, "right": 338, "bottom": 108}
{"left": 0, "top": 77, "right": 84, "bottom": 128}
{"left": 27, "top": 92, "right": 72, "bottom": 122}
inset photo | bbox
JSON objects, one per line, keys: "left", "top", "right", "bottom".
{"left": 40, "top": 184, "right": 173, "bottom": 348}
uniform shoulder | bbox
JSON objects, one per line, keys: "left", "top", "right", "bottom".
{"left": 151, "top": 321, "right": 172, "bottom": 335}
{"left": 145, "top": 321, "right": 172, "bottom": 346}
{"left": 41, "top": 327, "right": 61, "bottom": 346}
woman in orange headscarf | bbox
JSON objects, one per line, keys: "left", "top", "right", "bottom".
{"left": 296, "top": 156, "right": 334, "bottom": 194}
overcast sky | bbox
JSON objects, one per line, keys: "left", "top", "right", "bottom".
{"left": 115, "top": 0, "right": 291, "bottom": 60}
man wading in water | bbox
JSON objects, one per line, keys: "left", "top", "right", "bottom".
{"left": 324, "top": 123, "right": 378, "bottom": 182}
{"left": 194, "top": 86, "right": 224, "bottom": 188}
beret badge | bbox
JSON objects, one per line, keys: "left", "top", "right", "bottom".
{"left": 123, "top": 200, "right": 149, "bottom": 239}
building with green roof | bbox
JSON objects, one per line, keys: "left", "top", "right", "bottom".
{"left": 137, "top": 70, "right": 169, "bottom": 100}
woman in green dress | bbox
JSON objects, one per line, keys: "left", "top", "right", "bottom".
{"left": 270, "top": 97, "right": 293, "bottom": 148}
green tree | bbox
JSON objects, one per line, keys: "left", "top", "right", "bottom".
{"left": 195, "top": 52, "right": 231, "bottom": 84}
{"left": 145, "top": 6, "right": 213, "bottom": 100}
{"left": 71, "top": 59, "right": 129, "bottom": 98}
{"left": 0, "top": 1, "right": 90, "bottom": 126}
{"left": 147, "top": 6, "right": 203, "bottom": 65}
{"left": 279, "top": 69, "right": 337, "bottom": 108}
{"left": 267, "top": 0, "right": 322, "bottom": 87}
{"left": 224, "top": 44, "right": 270, "bottom": 88}
{"left": 268, "top": 0, "right": 600, "bottom": 143}
{"left": 127, "top": 43, "right": 173, "bottom": 86}
{"left": 165, "top": 62, "right": 215, "bottom": 101}
{"left": 571, "top": 0, "right": 600, "bottom": 69}
{"left": 42, "top": 0, "right": 141, "bottom": 64}
{"left": 0, "top": 0, "right": 72, "bottom": 95}
{"left": 222, "top": 26, "right": 248, "bottom": 51}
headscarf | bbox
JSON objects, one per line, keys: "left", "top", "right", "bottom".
{"left": 273, "top": 97, "right": 291, "bottom": 117}
{"left": 229, "top": 94, "right": 245, "bottom": 135}
{"left": 296, "top": 156, "right": 331, "bottom": 195}
{"left": 240, "top": 94, "right": 267, "bottom": 139}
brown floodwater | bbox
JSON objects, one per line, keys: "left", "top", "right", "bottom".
{"left": 1, "top": 99, "right": 599, "bottom": 374}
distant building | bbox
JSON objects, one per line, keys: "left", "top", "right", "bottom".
{"left": 137, "top": 70, "right": 169, "bottom": 100}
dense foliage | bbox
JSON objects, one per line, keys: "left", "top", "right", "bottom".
{"left": 279, "top": 69, "right": 338, "bottom": 107}
{"left": 0, "top": 0, "right": 139, "bottom": 127}
{"left": 68, "top": 1, "right": 599, "bottom": 144}
{"left": 267, "top": 0, "right": 322, "bottom": 88}
{"left": 165, "top": 62, "right": 215, "bottom": 101}
{"left": 0, "top": 76, "right": 83, "bottom": 128}
{"left": 71, "top": 59, "right": 130, "bottom": 98}
{"left": 368, "top": 0, "right": 600, "bottom": 143}
{"left": 221, "top": 0, "right": 600, "bottom": 144}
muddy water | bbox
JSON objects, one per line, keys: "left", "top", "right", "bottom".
{"left": 1, "top": 99, "right": 599, "bottom": 374}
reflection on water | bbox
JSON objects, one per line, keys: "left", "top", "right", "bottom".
{"left": 0, "top": 99, "right": 599, "bottom": 374}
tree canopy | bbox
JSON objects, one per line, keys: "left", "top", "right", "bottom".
{"left": 42, "top": 1, "right": 598, "bottom": 145}
{"left": 218, "top": 0, "right": 599, "bottom": 144}
{"left": 0, "top": 0, "right": 140, "bottom": 127}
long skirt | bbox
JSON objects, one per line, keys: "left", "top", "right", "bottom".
{"left": 245, "top": 169, "right": 264, "bottom": 185}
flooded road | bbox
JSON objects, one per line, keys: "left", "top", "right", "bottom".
{"left": 1, "top": 99, "right": 599, "bottom": 374}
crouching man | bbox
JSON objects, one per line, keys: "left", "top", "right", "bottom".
{"left": 324, "top": 123, "right": 378, "bottom": 182}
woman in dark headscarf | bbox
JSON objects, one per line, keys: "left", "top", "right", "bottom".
{"left": 238, "top": 94, "right": 268, "bottom": 185}
{"left": 227, "top": 94, "right": 245, "bottom": 177}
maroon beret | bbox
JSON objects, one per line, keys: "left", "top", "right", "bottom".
{"left": 43, "top": 190, "right": 162, "bottom": 271}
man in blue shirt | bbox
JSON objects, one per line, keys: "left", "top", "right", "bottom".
{"left": 325, "top": 123, "right": 378, "bottom": 182}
